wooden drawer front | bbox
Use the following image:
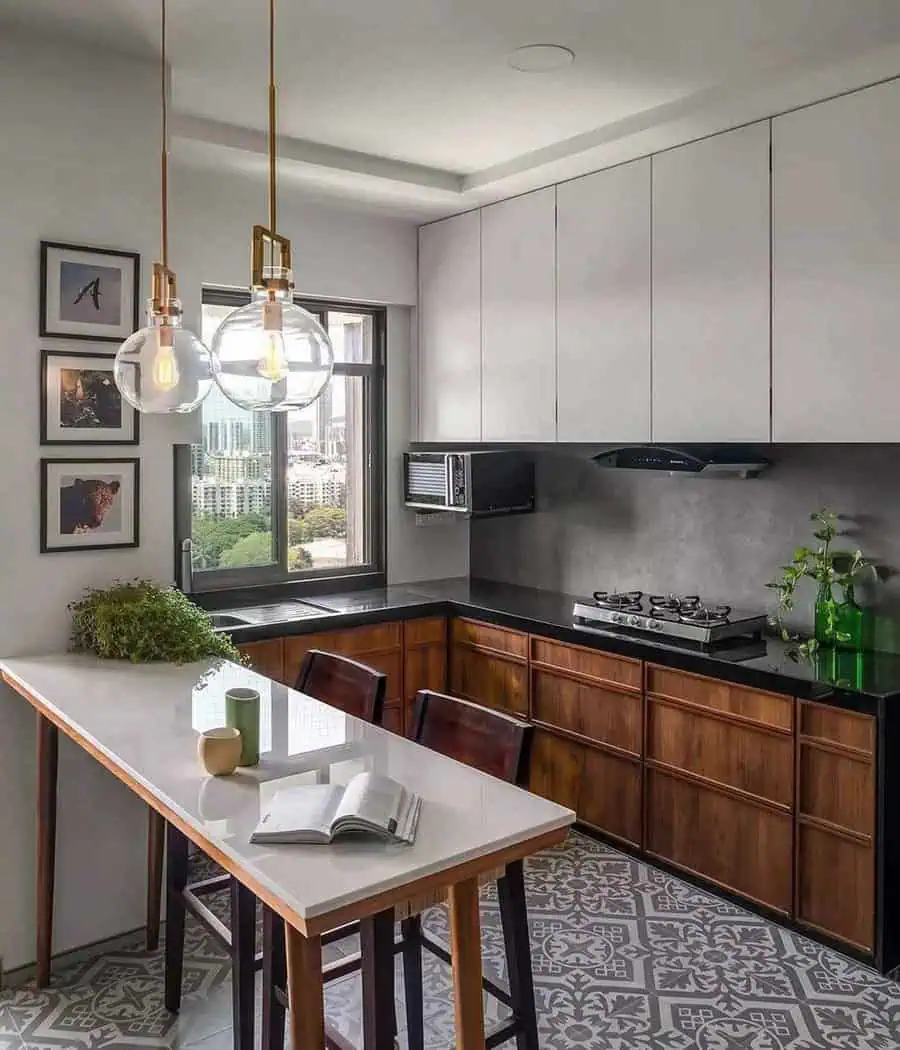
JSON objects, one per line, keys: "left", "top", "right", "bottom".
{"left": 284, "top": 625, "right": 401, "bottom": 685}
{"left": 646, "top": 768, "right": 793, "bottom": 914}
{"left": 646, "top": 664, "right": 793, "bottom": 730}
{"left": 528, "top": 730, "right": 583, "bottom": 811}
{"left": 355, "top": 649, "right": 403, "bottom": 702}
{"left": 532, "top": 670, "right": 642, "bottom": 754}
{"left": 647, "top": 699, "right": 793, "bottom": 807}
{"left": 800, "top": 701, "right": 875, "bottom": 754}
{"left": 452, "top": 618, "right": 528, "bottom": 659}
{"left": 580, "top": 748, "right": 642, "bottom": 847}
{"left": 531, "top": 637, "right": 641, "bottom": 690}
{"left": 797, "top": 824, "right": 874, "bottom": 950}
{"left": 404, "top": 617, "right": 447, "bottom": 647}
{"left": 798, "top": 745, "right": 875, "bottom": 837}
{"left": 381, "top": 702, "right": 403, "bottom": 736}
{"left": 237, "top": 639, "right": 284, "bottom": 683}
{"left": 450, "top": 646, "right": 528, "bottom": 717}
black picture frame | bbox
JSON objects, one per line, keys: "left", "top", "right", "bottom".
{"left": 40, "top": 457, "right": 141, "bottom": 554}
{"left": 40, "top": 350, "right": 140, "bottom": 446}
{"left": 40, "top": 241, "right": 140, "bottom": 344}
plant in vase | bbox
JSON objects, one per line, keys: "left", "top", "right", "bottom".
{"left": 767, "top": 508, "right": 877, "bottom": 655}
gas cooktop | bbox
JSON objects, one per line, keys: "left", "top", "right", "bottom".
{"left": 572, "top": 589, "right": 767, "bottom": 646}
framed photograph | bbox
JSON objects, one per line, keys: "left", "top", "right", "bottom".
{"left": 41, "top": 351, "right": 139, "bottom": 445}
{"left": 41, "top": 457, "right": 140, "bottom": 553}
{"left": 40, "top": 241, "right": 140, "bottom": 343}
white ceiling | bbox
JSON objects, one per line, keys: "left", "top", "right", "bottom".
{"left": 5, "top": 0, "right": 900, "bottom": 218}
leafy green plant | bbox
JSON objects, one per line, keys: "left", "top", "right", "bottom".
{"left": 766, "top": 508, "right": 876, "bottom": 654}
{"left": 69, "top": 579, "right": 245, "bottom": 664}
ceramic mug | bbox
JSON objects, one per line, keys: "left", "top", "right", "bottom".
{"left": 226, "top": 687, "right": 261, "bottom": 766}
{"left": 198, "top": 726, "right": 242, "bottom": 776}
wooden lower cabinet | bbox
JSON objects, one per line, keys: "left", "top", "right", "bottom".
{"left": 283, "top": 623, "right": 403, "bottom": 705}
{"left": 646, "top": 767, "right": 793, "bottom": 914}
{"left": 528, "top": 729, "right": 642, "bottom": 847}
{"left": 236, "top": 639, "right": 285, "bottom": 683}
{"left": 795, "top": 700, "right": 876, "bottom": 951}
{"left": 403, "top": 618, "right": 447, "bottom": 733}
{"left": 450, "top": 620, "right": 528, "bottom": 717}
{"left": 528, "top": 730, "right": 583, "bottom": 812}
{"left": 381, "top": 702, "right": 404, "bottom": 735}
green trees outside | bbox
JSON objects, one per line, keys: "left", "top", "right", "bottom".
{"left": 193, "top": 506, "right": 346, "bottom": 571}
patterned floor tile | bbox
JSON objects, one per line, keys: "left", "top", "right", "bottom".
{"left": 2, "top": 831, "right": 899, "bottom": 1049}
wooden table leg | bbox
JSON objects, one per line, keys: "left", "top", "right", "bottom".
{"left": 285, "top": 924, "right": 325, "bottom": 1050}
{"left": 145, "top": 808, "right": 165, "bottom": 951}
{"left": 360, "top": 908, "right": 395, "bottom": 1050}
{"left": 448, "top": 877, "right": 486, "bottom": 1050}
{"left": 36, "top": 715, "right": 58, "bottom": 988}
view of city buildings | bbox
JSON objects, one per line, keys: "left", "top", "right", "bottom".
{"left": 191, "top": 306, "right": 368, "bottom": 572}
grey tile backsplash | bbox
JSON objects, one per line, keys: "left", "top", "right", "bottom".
{"left": 470, "top": 444, "right": 900, "bottom": 650}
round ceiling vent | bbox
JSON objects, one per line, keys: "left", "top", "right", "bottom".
{"left": 507, "top": 44, "right": 575, "bottom": 73}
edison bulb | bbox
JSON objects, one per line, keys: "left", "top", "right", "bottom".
{"left": 211, "top": 288, "right": 333, "bottom": 411}
{"left": 114, "top": 297, "right": 216, "bottom": 414}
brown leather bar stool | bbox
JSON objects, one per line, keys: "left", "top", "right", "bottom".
{"left": 163, "top": 651, "right": 387, "bottom": 1050}
{"left": 263, "top": 689, "right": 538, "bottom": 1050}
{"left": 400, "top": 690, "right": 537, "bottom": 1050}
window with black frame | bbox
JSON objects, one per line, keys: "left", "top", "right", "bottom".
{"left": 187, "top": 289, "right": 385, "bottom": 592}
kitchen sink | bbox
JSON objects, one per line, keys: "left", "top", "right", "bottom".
{"left": 206, "top": 600, "right": 332, "bottom": 631}
{"left": 206, "top": 612, "right": 253, "bottom": 629}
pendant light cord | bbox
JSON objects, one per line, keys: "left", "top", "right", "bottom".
{"left": 160, "top": 0, "right": 169, "bottom": 271}
{"left": 268, "top": 0, "right": 277, "bottom": 236}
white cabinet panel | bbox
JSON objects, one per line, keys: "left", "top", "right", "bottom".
{"left": 652, "top": 121, "right": 771, "bottom": 443}
{"left": 773, "top": 80, "right": 900, "bottom": 441}
{"left": 481, "top": 187, "right": 557, "bottom": 442}
{"left": 417, "top": 211, "right": 482, "bottom": 442}
{"left": 557, "top": 159, "right": 651, "bottom": 442}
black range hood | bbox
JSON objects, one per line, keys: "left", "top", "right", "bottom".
{"left": 592, "top": 445, "right": 769, "bottom": 478}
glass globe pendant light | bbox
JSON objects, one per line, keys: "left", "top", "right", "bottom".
{"left": 114, "top": 0, "right": 216, "bottom": 414}
{"left": 210, "top": 0, "right": 333, "bottom": 412}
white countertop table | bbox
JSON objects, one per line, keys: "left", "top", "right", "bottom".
{"left": 1, "top": 654, "right": 573, "bottom": 1050}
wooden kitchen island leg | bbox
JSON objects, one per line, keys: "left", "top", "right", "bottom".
{"left": 285, "top": 924, "right": 325, "bottom": 1050}
{"left": 448, "top": 876, "right": 486, "bottom": 1050}
{"left": 145, "top": 808, "right": 165, "bottom": 951}
{"left": 36, "top": 715, "right": 58, "bottom": 988}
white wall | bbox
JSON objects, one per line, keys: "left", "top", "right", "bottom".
{"left": 0, "top": 31, "right": 188, "bottom": 973}
{"left": 0, "top": 36, "right": 466, "bottom": 971}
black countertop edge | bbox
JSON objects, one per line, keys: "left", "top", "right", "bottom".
{"left": 220, "top": 578, "right": 898, "bottom": 716}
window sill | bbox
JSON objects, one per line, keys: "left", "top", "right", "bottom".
{"left": 188, "top": 570, "right": 387, "bottom": 611}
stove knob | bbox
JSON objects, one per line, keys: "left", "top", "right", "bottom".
{"left": 612, "top": 613, "right": 625, "bottom": 624}
{"left": 647, "top": 618, "right": 661, "bottom": 630}
{"left": 629, "top": 615, "right": 640, "bottom": 626}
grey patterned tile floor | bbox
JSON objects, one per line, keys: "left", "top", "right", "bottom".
{"left": 2, "top": 831, "right": 900, "bottom": 1049}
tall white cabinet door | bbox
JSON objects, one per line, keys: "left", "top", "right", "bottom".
{"left": 652, "top": 121, "right": 771, "bottom": 443}
{"left": 557, "top": 159, "right": 651, "bottom": 442}
{"left": 773, "top": 80, "right": 900, "bottom": 441}
{"left": 481, "top": 187, "right": 557, "bottom": 442}
{"left": 417, "top": 210, "right": 482, "bottom": 442}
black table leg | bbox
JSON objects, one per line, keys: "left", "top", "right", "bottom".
{"left": 230, "top": 878, "right": 257, "bottom": 1050}
{"left": 262, "top": 906, "right": 286, "bottom": 1050}
{"left": 498, "top": 860, "right": 539, "bottom": 1050}
{"left": 401, "top": 915, "right": 425, "bottom": 1050}
{"left": 360, "top": 907, "right": 395, "bottom": 1050}
{"left": 164, "top": 824, "right": 189, "bottom": 1013}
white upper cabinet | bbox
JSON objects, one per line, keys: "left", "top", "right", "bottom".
{"left": 417, "top": 210, "right": 482, "bottom": 442}
{"left": 481, "top": 187, "right": 557, "bottom": 442}
{"left": 652, "top": 121, "right": 772, "bottom": 443}
{"left": 773, "top": 80, "right": 900, "bottom": 441}
{"left": 557, "top": 159, "right": 651, "bottom": 442}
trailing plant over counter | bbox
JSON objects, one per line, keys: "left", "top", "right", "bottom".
{"left": 767, "top": 508, "right": 877, "bottom": 654}
{"left": 69, "top": 579, "right": 245, "bottom": 664}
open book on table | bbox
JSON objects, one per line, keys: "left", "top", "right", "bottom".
{"left": 250, "top": 771, "right": 422, "bottom": 846}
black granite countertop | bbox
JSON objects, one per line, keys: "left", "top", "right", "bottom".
{"left": 223, "top": 577, "right": 900, "bottom": 714}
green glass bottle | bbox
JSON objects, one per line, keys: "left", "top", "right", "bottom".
{"left": 835, "top": 583, "right": 865, "bottom": 652}
{"left": 814, "top": 580, "right": 838, "bottom": 646}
